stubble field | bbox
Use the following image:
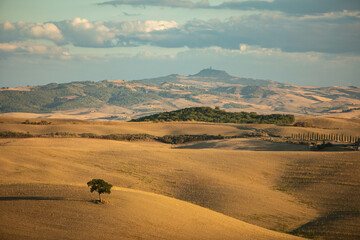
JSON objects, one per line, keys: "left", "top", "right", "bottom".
{"left": 0, "top": 116, "right": 359, "bottom": 239}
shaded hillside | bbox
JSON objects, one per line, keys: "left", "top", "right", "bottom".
{"left": 130, "top": 107, "right": 295, "bottom": 125}
{"left": 1, "top": 68, "right": 359, "bottom": 120}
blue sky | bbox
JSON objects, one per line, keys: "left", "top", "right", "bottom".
{"left": 0, "top": 0, "right": 359, "bottom": 87}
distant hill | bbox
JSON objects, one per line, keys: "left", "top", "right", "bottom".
{"left": 0, "top": 68, "right": 359, "bottom": 120}
{"left": 136, "top": 68, "right": 279, "bottom": 87}
{"left": 190, "top": 68, "right": 233, "bottom": 79}
{"left": 130, "top": 107, "right": 295, "bottom": 125}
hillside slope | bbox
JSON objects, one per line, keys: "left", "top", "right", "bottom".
{"left": 1, "top": 68, "right": 359, "bottom": 120}
{"left": 0, "top": 183, "right": 305, "bottom": 240}
{"left": 1, "top": 119, "right": 359, "bottom": 239}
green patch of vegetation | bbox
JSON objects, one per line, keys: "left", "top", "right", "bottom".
{"left": 241, "top": 86, "right": 276, "bottom": 98}
{"left": 130, "top": 107, "right": 295, "bottom": 125}
{"left": 79, "top": 133, "right": 155, "bottom": 141}
{"left": 273, "top": 185, "right": 290, "bottom": 192}
{"left": 46, "top": 132, "right": 77, "bottom": 137}
{"left": 0, "top": 131, "right": 34, "bottom": 138}
{"left": 87, "top": 178, "right": 112, "bottom": 203}
{"left": 294, "top": 121, "right": 315, "bottom": 128}
{"left": 108, "top": 86, "right": 160, "bottom": 107}
{"left": 223, "top": 102, "right": 249, "bottom": 109}
{"left": 157, "top": 134, "right": 225, "bottom": 144}
{"left": 22, "top": 120, "right": 51, "bottom": 125}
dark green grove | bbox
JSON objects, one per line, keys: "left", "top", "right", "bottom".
{"left": 130, "top": 107, "right": 295, "bottom": 125}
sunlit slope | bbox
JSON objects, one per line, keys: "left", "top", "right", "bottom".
{"left": 271, "top": 116, "right": 360, "bottom": 137}
{"left": 1, "top": 117, "right": 359, "bottom": 239}
{"left": 0, "top": 117, "right": 247, "bottom": 136}
{"left": 0, "top": 184, "right": 306, "bottom": 240}
{"left": 0, "top": 138, "right": 320, "bottom": 231}
{"left": 1, "top": 116, "right": 359, "bottom": 138}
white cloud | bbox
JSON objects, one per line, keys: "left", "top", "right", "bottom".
{"left": 71, "top": 17, "right": 94, "bottom": 29}
{"left": 0, "top": 21, "right": 64, "bottom": 44}
{"left": 108, "top": 20, "right": 179, "bottom": 33}
{"left": 1, "top": 14, "right": 359, "bottom": 54}
{"left": 29, "top": 23, "right": 64, "bottom": 42}
{"left": 3, "top": 21, "right": 15, "bottom": 30}
{"left": 57, "top": 18, "right": 116, "bottom": 47}
{"left": 0, "top": 42, "right": 71, "bottom": 59}
{"left": 239, "top": 44, "right": 247, "bottom": 52}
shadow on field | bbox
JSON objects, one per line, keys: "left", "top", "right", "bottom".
{"left": 0, "top": 196, "right": 65, "bottom": 201}
{"left": 175, "top": 139, "right": 308, "bottom": 151}
{"left": 290, "top": 211, "right": 360, "bottom": 239}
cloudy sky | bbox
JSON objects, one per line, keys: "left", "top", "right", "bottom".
{"left": 0, "top": 0, "right": 359, "bottom": 87}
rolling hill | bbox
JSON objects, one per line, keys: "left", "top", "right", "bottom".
{"left": 1, "top": 68, "right": 359, "bottom": 120}
{"left": 0, "top": 118, "right": 360, "bottom": 239}
{"left": 0, "top": 183, "right": 305, "bottom": 240}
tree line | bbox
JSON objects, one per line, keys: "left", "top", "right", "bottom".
{"left": 130, "top": 107, "right": 295, "bottom": 125}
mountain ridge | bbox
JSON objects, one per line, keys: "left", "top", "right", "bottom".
{"left": 0, "top": 68, "right": 359, "bottom": 120}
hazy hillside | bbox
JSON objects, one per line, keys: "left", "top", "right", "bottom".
{"left": 1, "top": 68, "right": 359, "bottom": 120}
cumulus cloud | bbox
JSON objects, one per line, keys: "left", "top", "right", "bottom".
{"left": 0, "top": 42, "right": 71, "bottom": 59}
{"left": 56, "top": 18, "right": 116, "bottom": 47}
{"left": 0, "top": 21, "right": 64, "bottom": 43}
{"left": 0, "top": 15, "right": 359, "bottom": 54}
{"left": 29, "top": 23, "right": 64, "bottom": 42}
{"left": 0, "top": 18, "right": 179, "bottom": 48}
{"left": 132, "top": 14, "right": 360, "bottom": 54}
{"left": 109, "top": 20, "right": 178, "bottom": 33}
{"left": 98, "top": 0, "right": 209, "bottom": 8}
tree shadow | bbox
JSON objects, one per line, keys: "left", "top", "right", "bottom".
{"left": 0, "top": 196, "right": 104, "bottom": 204}
{"left": 0, "top": 196, "right": 67, "bottom": 201}
{"left": 0, "top": 196, "right": 65, "bottom": 201}
{"left": 88, "top": 199, "right": 108, "bottom": 204}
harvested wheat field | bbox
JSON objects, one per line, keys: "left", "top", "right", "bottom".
{"left": 0, "top": 184, "right": 305, "bottom": 240}
{"left": 0, "top": 117, "right": 359, "bottom": 240}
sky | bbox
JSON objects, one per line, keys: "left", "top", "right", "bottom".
{"left": 0, "top": 0, "right": 359, "bottom": 87}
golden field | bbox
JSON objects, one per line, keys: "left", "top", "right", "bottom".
{"left": 0, "top": 116, "right": 359, "bottom": 240}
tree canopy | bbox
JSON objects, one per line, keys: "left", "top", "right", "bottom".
{"left": 87, "top": 179, "right": 112, "bottom": 202}
{"left": 130, "top": 107, "right": 295, "bottom": 125}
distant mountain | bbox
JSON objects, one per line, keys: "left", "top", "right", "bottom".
{"left": 0, "top": 68, "right": 359, "bottom": 120}
{"left": 190, "top": 68, "right": 233, "bottom": 79}
{"left": 137, "top": 68, "right": 282, "bottom": 87}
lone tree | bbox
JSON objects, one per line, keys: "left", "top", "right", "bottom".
{"left": 87, "top": 179, "right": 112, "bottom": 203}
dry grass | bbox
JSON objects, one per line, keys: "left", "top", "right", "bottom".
{"left": 0, "top": 138, "right": 319, "bottom": 232}
{"left": 0, "top": 116, "right": 359, "bottom": 239}
{"left": 0, "top": 184, "right": 305, "bottom": 240}
{"left": 0, "top": 116, "right": 249, "bottom": 136}
{"left": 277, "top": 153, "right": 360, "bottom": 239}
{"left": 1, "top": 115, "right": 359, "bottom": 139}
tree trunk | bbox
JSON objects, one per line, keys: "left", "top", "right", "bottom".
{"left": 99, "top": 193, "right": 102, "bottom": 202}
